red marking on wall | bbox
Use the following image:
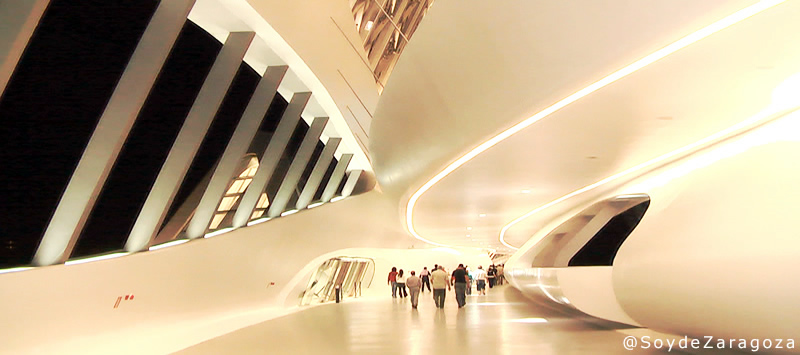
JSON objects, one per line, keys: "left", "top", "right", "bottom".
{"left": 113, "top": 294, "right": 136, "bottom": 309}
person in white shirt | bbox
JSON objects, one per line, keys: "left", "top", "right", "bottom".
{"left": 472, "top": 266, "right": 488, "bottom": 295}
{"left": 396, "top": 269, "right": 407, "bottom": 298}
{"left": 406, "top": 271, "right": 422, "bottom": 308}
{"left": 430, "top": 266, "right": 450, "bottom": 308}
{"left": 419, "top": 267, "right": 431, "bottom": 292}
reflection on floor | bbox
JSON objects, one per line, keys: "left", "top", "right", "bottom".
{"left": 176, "top": 286, "right": 680, "bottom": 354}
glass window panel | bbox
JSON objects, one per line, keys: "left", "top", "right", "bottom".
{"left": 251, "top": 210, "right": 264, "bottom": 219}
{"left": 352, "top": 0, "right": 370, "bottom": 31}
{"left": 356, "top": 0, "right": 387, "bottom": 42}
{"left": 374, "top": 32, "right": 407, "bottom": 86}
{"left": 209, "top": 213, "right": 226, "bottom": 229}
{"left": 227, "top": 180, "right": 244, "bottom": 194}
{"left": 256, "top": 193, "right": 270, "bottom": 208}
{"left": 218, "top": 196, "right": 240, "bottom": 211}
{"left": 350, "top": 0, "right": 434, "bottom": 93}
{"left": 239, "top": 157, "right": 259, "bottom": 178}
{"left": 239, "top": 178, "right": 252, "bottom": 193}
{"left": 364, "top": 11, "right": 394, "bottom": 69}
{"left": 399, "top": 0, "right": 433, "bottom": 39}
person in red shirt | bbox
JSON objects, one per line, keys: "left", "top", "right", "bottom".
{"left": 388, "top": 267, "right": 398, "bottom": 297}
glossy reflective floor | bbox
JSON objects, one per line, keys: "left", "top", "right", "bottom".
{"left": 177, "top": 286, "right": 685, "bottom": 354}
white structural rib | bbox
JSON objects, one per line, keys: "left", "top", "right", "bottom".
{"left": 0, "top": 0, "right": 50, "bottom": 98}
{"left": 341, "top": 170, "right": 362, "bottom": 197}
{"left": 320, "top": 154, "right": 353, "bottom": 203}
{"left": 125, "top": 31, "right": 255, "bottom": 246}
{"left": 267, "top": 117, "right": 329, "bottom": 217}
{"left": 32, "top": 0, "right": 197, "bottom": 266}
{"left": 181, "top": 65, "right": 287, "bottom": 241}
{"left": 296, "top": 138, "right": 341, "bottom": 210}
{"left": 232, "top": 92, "right": 312, "bottom": 228}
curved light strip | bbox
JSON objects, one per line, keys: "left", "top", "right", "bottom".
{"left": 148, "top": 239, "right": 189, "bottom": 251}
{"left": 500, "top": 104, "right": 800, "bottom": 249}
{"left": 0, "top": 267, "right": 34, "bottom": 275}
{"left": 64, "top": 252, "right": 130, "bottom": 265}
{"left": 405, "top": 0, "right": 785, "bottom": 249}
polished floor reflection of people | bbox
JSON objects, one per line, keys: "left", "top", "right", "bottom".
{"left": 177, "top": 285, "right": 677, "bottom": 355}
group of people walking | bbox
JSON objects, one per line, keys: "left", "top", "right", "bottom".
{"left": 387, "top": 267, "right": 425, "bottom": 308}
{"left": 387, "top": 264, "right": 506, "bottom": 309}
{"left": 486, "top": 264, "right": 505, "bottom": 288}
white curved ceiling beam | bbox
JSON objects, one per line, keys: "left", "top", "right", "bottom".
{"left": 398, "top": 0, "right": 786, "bottom": 251}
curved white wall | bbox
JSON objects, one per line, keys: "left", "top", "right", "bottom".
{"left": 507, "top": 109, "right": 800, "bottom": 349}
{"left": 0, "top": 191, "right": 488, "bottom": 355}
{"left": 612, "top": 112, "right": 800, "bottom": 342}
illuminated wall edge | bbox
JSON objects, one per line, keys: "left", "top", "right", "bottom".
{"left": 403, "top": 0, "right": 784, "bottom": 250}
{"left": 505, "top": 108, "right": 800, "bottom": 343}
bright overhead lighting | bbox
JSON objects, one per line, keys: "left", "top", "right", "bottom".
{"left": 308, "top": 202, "right": 324, "bottom": 208}
{"left": 479, "top": 213, "right": 487, "bottom": 217}
{"left": 364, "top": 21, "right": 374, "bottom": 31}
{"left": 521, "top": 189, "right": 531, "bottom": 194}
{"left": 331, "top": 196, "right": 345, "bottom": 202}
{"left": 466, "top": 234, "right": 471, "bottom": 237}
{"left": 466, "top": 227, "right": 473, "bottom": 230}
{"left": 403, "top": 0, "right": 784, "bottom": 251}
